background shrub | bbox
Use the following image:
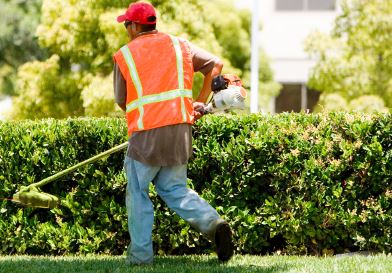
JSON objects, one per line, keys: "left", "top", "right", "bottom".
{"left": 0, "top": 113, "right": 391, "bottom": 255}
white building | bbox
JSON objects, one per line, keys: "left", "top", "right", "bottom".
{"left": 237, "top": 0, "right": 340, "bottom": 113}
{"left": 0, "top": 97, "right": 12, "bottom": 120}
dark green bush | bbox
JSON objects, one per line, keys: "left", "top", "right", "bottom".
{"left": 0, "top": 113, "right": 391, "bottom": 255}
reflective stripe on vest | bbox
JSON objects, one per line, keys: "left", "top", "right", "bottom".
{"left": 169, "top": 35, "right": 187, "bottom": 122}
{"left": 120, "top": 45, "right": 144, "bottom": 130}
{"left": 120, "top": 36, "right": 191, "bottom": 130}
{"left": 126, "top": 89, "right": 192, "bottom": 112}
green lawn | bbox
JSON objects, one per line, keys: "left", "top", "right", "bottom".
{"left": 0, "top": 254, "right": 391, "bottom": 273}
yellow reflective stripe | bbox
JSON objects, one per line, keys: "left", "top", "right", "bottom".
{"left": 169, "top": 35, "right": 187, "bottom": 122}
{"left": 126, "top": 89, "right": 192, "bottom": 113}
{"left": 120, "top": 45, "right": 144, "bottom": 130}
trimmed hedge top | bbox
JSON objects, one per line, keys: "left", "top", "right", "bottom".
{"left": 0, "top": 112, "right": 391, "bottom": 255}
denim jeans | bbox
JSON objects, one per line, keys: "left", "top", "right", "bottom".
{"left": 124, "top": 156, "right": 221, "bottom": 264}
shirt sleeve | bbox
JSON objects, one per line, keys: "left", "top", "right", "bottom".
{"left": 188, "top": 43, "right": 221, "bottom": 76}
{"left": 113, "top": 63, "right": 127, "bottom": 106}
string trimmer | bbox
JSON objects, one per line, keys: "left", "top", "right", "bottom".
{"left": 10, "top": 74, "right": 247, "bottom": 209}
{"left": 12, "top": 142, "right": 128, "bottom": 209}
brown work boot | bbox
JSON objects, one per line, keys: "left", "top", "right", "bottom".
{"left": 215, "top": 221, "right": 234, "bottom": 262}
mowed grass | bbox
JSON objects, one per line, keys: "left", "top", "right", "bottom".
{"left": 0, "top": 254, "right": 391, "bottom": 273}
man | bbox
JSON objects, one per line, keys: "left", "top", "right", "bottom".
{"left": 113, "top": 1, "right": 234, "bottom": 265}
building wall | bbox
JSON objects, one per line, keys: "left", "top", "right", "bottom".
{"left": 0, "top": 97, "right": 12, "bottom": 120}
{"left": 236, "top": 0, "right": 340, "bottom": 113}
{"left": 259, "top": 0, "right": 339, "bottom": 83}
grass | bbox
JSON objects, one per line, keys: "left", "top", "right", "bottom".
{"left": 0, "top": 254, "right": 391, "bottom": 273}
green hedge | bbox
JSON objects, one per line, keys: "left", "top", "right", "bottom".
{"left": 0, "top": 113, "right": 391, "bottom": 255}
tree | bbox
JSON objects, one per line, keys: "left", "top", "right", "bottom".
{"left": 12, "top": 55, "right": 84, "bottom": 119}
{"left": 305, "top": 0, "right": 392, "bottom": 112}
{"left": 11, "top": 0, "right": 279, "bottom": 118}
{"left": 0, "top": 0, "right": 46, "bottom": 97}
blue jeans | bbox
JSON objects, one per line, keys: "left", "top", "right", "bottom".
{"left": 124, "top": 156, "right": 221, "bottom": 264}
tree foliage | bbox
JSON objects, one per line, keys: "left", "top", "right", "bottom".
{"left": 10, "top": 0, "right": 279, "bottom": 119}
{"left": 305, "top": 0, "right": 392, "bottom": 112}
{"left": 0, "top": 0, "right": 46, "bottom": 96}
{"left": 11, "top": 55, "right": 84, "bottom": 119}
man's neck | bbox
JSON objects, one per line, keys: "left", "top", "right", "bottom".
{"left": 135, "top": 30, "right": 158, "bottom": 38}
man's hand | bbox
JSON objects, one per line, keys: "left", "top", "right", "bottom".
{"left": 193, "top": 102, "right": 206, "bottom": 121}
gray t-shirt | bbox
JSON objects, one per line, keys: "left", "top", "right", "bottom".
{"left": 114, "top": 34, "right": 220, "bottom": 166}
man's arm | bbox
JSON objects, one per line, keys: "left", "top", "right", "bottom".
{"left": 113, "top": 63, "right": 127, "bottom": 112}
{"left": 196, "top": 60, "right": 223, "bottom": 103}
{"left": 189, "top": 43, "right": 224, "bottom": 103}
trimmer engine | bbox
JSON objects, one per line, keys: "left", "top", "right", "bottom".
{"left": 204, "top": 74, "right": 247, "bottom": 113}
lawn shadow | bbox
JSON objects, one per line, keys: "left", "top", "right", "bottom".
{"left": 0, "top": 255, "right": 290, "bottom": 273}
{"left": 119, "top": 255, "right": 290, "bottom": 273}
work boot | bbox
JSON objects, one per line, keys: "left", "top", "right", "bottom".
{"left": 214, "top": 221, "right": 234, "bottom": 262}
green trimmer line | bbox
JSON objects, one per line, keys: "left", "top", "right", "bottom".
{"left": 12, "top": 142, "right": 128, "bottom": 209}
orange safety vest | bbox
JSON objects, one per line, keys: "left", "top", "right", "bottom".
{"left": 114, "top": 32, "right": 195, "bottom": 136}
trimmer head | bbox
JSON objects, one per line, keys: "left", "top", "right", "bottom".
{"left": 12, "top": 186, "right": 60, "bottom": 209}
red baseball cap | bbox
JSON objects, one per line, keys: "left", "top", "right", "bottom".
{"left": 117, "top": 2, "right": 157, "bottom": 25}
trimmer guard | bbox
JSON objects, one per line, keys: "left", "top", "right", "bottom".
{"left": 13, "top": 186, "right": 60, "bottom": 209}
